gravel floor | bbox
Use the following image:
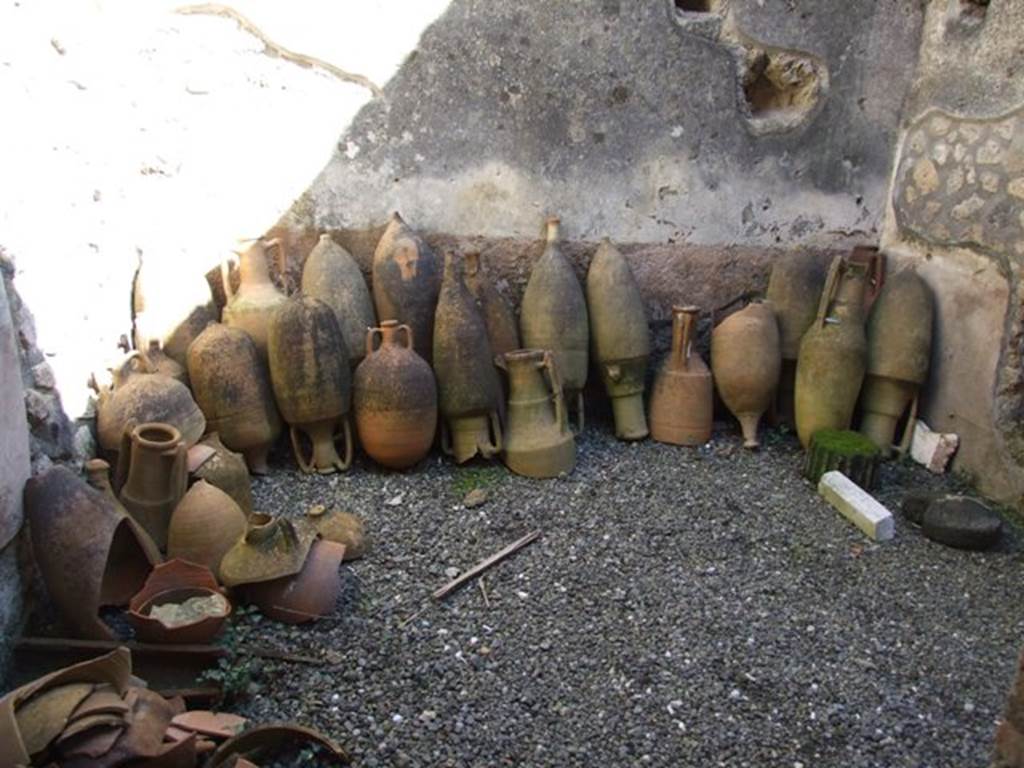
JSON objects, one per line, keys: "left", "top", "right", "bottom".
{"left": 230, "top": 420, "right": 1024, "bottom": 768}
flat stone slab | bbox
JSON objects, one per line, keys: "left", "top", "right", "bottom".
{"left": 818, "top": 470, "right": 894, "bottom": 541}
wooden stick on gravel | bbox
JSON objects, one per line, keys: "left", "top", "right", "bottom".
{"left": 433, "top": 531, "right": 541, "bottom": 601}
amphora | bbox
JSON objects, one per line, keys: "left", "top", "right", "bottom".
{"left": 711, "top": 300, "right": 780, "bottom": 449}
{"left": 519, "top": 217, "right": 588, "bottom": 431}
{"left": 649, "top": 306, "right": 712, "bottom": 446}
{"left": 267, "top": 296, "right": 353, "bottom": 473}
{"left": 498, "top": 349, "right": 575, "bottom": 478}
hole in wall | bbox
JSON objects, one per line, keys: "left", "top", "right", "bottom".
{"left": 675, "top": 0, "right": 713, "bottom": 12}
{"left": 741, "top": 48, "right": 826, "bottom": 135}
{"left": 945, "top": 0, "right": 988, "bottom": 35}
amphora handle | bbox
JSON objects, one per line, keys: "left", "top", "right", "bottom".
{"left": 813, "top": 254, "right": 844, "bottom": 329}
{"left": 540, "top": 351, "right": 569, "bottom": 435}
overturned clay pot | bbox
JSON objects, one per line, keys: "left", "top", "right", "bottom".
{"left": 245, "top": 539, "right": 346, "bottom": 624}
{"left": 305, "top": 505, "right": 366, "bottom": 560}
{"left": 218, "top": 514, "right": 317, "bottom": 588}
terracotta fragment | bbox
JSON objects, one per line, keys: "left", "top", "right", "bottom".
{"left": 128, "top": 559, "right": 230, "bottom": 644}
{"left": 218, "top": 515, "right": 317, "bottom": 588}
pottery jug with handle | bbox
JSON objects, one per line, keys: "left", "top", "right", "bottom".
{"left": 267, "top": 296, "right": 353, "bottom": 474}
{"left": 711, "top": 300, "right": 780, "bottom": 449}
{"left": 519, "top": 217, "right": 588, "bottom": 431}
{"left": 794, "top": 255, "right": 869, "bottom": 448}
{"left": 221, "top": 237, "right": 288, "bottom": 360}
{"left": 187, "top": 323, "right": 283, "bottom": 474}
{"left": 301, "top": 233, "right": 376, "bottom": 367}
{"left": 765, "top": 253, "right": 826, "bottom": 427}
{"left": 859, "top": 269, "right": 933, "bottom": 456}
{"left": 497, "top": 349, "right": 575, "bottom": 478}
{"left": 372, "top": 212, "right": 441, "bottom": 364}
{"left": 353, "top": 321, "right": 437, "bottom": 469}
{"left": 433, "top": 251, "right": 502, "bottom": 463}
{"left": 586, "top": 237, "right": 650, "bottom": 440}
{"left": 116, "top": 422, "right": 188, "bottom": 549}
{"left": 650, "top": 306, "right": 712, "bottom": 446}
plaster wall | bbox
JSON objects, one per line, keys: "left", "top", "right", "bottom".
{"left": 881, "top": 0, "right": 1024, "bottom": 503}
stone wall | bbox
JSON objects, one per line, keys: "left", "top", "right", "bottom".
{"left": 881, "top": 0, "right": 1024, "bottom": 503}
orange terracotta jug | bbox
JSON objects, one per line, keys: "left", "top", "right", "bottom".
{"left": 650, "top": 306, "right": 712, "bottom": 446}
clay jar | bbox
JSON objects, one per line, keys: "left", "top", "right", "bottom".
{"left": 267, "top": 296, "right": 353, "bottom": 473}
{"left": 245, "top": 539, "right": 346, "bottom": 624}
{"left": 221, "top": 237, "right": 288, "bottom": 360}
{"left": 711, "top": 301, "right": 781, "bottom": 449}
{"left": 301, "top": 233, "right": 376, "bottom": 367}
{"left": 650, "top": 306, "right": 713, "bottom": 446}
{"left": 93, "top": 351, "right": 205, "bottom": 455}
{"left": 794, "top": 256, "right": 869, "bottom": 448}
{"left": 305, "top": 505, "right": 366, "bottom": 560}
{"left": 463, "top": 251, "right": 519, "bottom": 362}
{"left": 191, "top": 432, "right": 253, "bottom": 513}
{"left": 586, "top": 238, "right": 650, "bottom": 440}
{"left": 372, "top": 212, "right": 441, "bottom": 364}
{"left": 116, "top": 422, "right": 188, "bottom": 549}
{"left": 433, "top": 252, "right": 503, "bottom": 463}
{"left": 24, "top": 466, "right": 160, "bottom": 639}
{"left": 765, "top": 252, "right": 826, "bottom": 426}
{"left": 167, "top": 480, "right": 247, "bottom": 576}
{"left": 860, "top": 269, "right": 933, "bottom": 456}
{"left": 353, "top": 321, "right": 437, "bottom": 469}
{"left": 127, "top": 559, "right": 230, "bottom": 644}
{"left": 187, "top": 323, "right": 283, "bottom": 474}
{"left": 498, "top": 349, "right": 575, "bottom": 478}
{"left": 519, "top": 217, "right": 589, "bottom": 430}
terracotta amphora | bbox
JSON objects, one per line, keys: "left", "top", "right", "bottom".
{"left": 267, "top": 296, "right": 353, "bottom": 474}
{"left": 143, "top": 339, "right": 188, "bottom": 386}
{"left": 218, "top": 514, "right": 317, "bottom": 588}
{"left": 221, "top": 237, "right": 288, "bottom": 360}
{"left": 353, "top": 320, "right": 437, "bottom": 469}
{"left": 24, "top": 466, "right": 160, "bottom": 640}
{"left": 116, "top": 422, "right": 188, "bottom": 549}
{"left": 859, "top": 269, "right": 933, "bottom": 456}
{"left": 464, "top": 251, "right": 519, "bottom": 361}
{"left": 133, "top": 258, "right": 217, "bottom": 368}
{"left": 586, "top": 238, "right": 650, "bottom": 440}
{"left": 794, "top": 255, "right": 869, "bottom": 448}
{"left": 765, "top": 252, "right": 826, "bottom": 427}
{"left": 167, "top": 480, "right": 247, "bottom": 576}
{"left": 519, "top": 217, "right": 588, "bottom": 431}
{"left": 191, "top": 432, "right": 253, "bottom": 513}
{"left": 649, "top": 306, "right": 712, "bottom": 446}
{"left": 497, "top": 349, "right": 575, "bottom": 478}
{"left": 372, "top": 212, "right": 441, "bottom": 364}
{"left": 93, "top": 350, "right": 205, "bottom": 455}
{"left": 187, "top": 323, "right": 283, "bottom": 474}
{"left": 434, "top": 252, "right": 503, "bottom": 463}
{"left": 711, "top": 300, "right": 781, "bottom": 449}
{"left": 302, "top": 233, "right": 377, "bottom": 367}
{"left": 245, "top": 539, "right": 346, "bottom": 624}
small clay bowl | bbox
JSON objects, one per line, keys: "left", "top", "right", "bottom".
{"left": 128, "top": 559, "right": 231, "bottom": 643}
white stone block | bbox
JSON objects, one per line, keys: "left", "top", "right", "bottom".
{"left": 910, "top": 420, "right": 959, "bottom": 474}
{"left": 818, "top": 470, "right": 894, "bottom": 542}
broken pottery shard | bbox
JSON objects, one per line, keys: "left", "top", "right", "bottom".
{"left": 170, "top": 710, "right": 247, "bottom": 739}
{"left": 818, "top": 470, "right": 894, "bottom": 542}
{"left": 909, "top": 420, "right": 959, "bottom": 473}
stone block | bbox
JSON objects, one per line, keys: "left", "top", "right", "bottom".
{"left": 818, "top": 471, "right": 895, "bottom": 542}
{"left": 910, "top": 420, "right": 959, "bottom": 474}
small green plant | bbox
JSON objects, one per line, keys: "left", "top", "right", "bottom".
{"left": 198, "top": 605, "right": 261, "bottom": 704}
{"left": 450, "top": 465, "right": 505, "bottom": 496}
